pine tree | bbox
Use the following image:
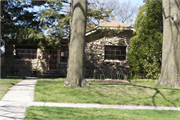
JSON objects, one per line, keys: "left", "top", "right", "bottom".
{"left": 127, "top": 0, "right": 163, "bottom": 79}
{"left": 1, "top": 0, "right": 45, "bottom": 44}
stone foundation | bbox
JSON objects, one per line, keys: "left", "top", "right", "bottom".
{"left": 58, "top": 63, "right": 67, "bottom": 76}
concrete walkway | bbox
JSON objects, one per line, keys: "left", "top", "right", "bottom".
{"left": 0, "top": 77, "right": 38, "bottom": 120}
{"left": 0, "top": 77, "right": 180, "bottom": 120}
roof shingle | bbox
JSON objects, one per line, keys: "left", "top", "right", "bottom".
{"left": 99, "top": 20, "right": 131, "bottom": 28}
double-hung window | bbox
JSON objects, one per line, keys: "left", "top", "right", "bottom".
{"left": 105, "top": 46, "right": 126, "bottom": 60}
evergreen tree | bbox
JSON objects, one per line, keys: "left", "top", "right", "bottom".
{"left": 1, "top": 0, "right": 68, "bottom": 50}
{"left": 127, "top": 0, "right": 163, "bottom": 79}
{"left": 1, "top": 0, "right": 46, "bottom": 45}
{"left": 1, "top": 1, "right": 42, "bottom": 35}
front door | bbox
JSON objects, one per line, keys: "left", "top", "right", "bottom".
{"left": 49, "top": 50, "right": 57, "bottom": 69}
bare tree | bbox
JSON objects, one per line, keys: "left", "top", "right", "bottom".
{"left": 110, "top": 0, "right": 139, "bottom": 23}
{"left": 156, "top": 0, "right": 180, "bottom": 88}
{"left": 88, "top": 0, "right": 139, "bottom": 24}
{"left": 66, "top": 0, "right": 87, "bottom": 87}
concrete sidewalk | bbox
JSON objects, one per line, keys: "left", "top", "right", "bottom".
{"left": 0, "top": 77, "right": 180, "bottom": 120}
{"left": 0, "top": 77, "right": 38, "bottom": 120}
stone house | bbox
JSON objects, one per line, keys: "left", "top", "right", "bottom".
{"left": 2, "top": 20, "right": 135, "bottom": 78}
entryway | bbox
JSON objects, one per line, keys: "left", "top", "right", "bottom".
{"left": 49, "top": 50, "right": 57, "bottom": 69}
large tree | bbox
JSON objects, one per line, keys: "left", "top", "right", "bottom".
{"left": 156, "top": 0, "right": 180, "bottom": 88}
{"left": 1, "top": 0, "right": 68, "bottom": 50}
{"left": 1, "top": 1, "right": 41, "bottom": 38}
{"left": 127, "top": 0, "right": 163, "bottom": 79}
{"left": 65, "top": 0, "right": 87, "bottom": 87}
{"left": 1, "top": 0, "right": 49, "bottom": 49}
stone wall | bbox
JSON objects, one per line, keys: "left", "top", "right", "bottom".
{"left": 84, "top": 30, "right": 134, "bottom": 78}
{"left": 58, "top": 63, "right": 68, "bottom": 77}
{"left": 2, "top": 44, "right": 48, "bottom": 76}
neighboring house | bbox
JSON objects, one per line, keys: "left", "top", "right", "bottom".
{"left": 2, "top": 20, "right": 135, "bottom": 78}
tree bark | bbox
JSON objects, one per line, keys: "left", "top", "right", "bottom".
{"left": 156, "top": 0, "right": 180, "bottom": 88}
{"left": 66, "top": 0, "right": 87, "bottom": 87}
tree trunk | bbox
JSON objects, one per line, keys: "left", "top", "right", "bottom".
{"left": 66, "top": 0, "right": 87, "bottom": 87}
{"left": 156, "top": 0, "right": 180, "bottom": 88}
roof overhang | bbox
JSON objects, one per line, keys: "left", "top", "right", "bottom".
{"left": 86, "top": 26, "right": 135, "bottom": 36}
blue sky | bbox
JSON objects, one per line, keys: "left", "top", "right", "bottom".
{"left": 130, "top": 0, "right": 144, "bottom": 5}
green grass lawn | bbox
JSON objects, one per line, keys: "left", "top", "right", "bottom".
{"left": 34, "top": 78, "right": 180, "bottom": 107}
{"left": 0, "top": 76, "right": 25, "bottom": 99}
{"left": 24, "top": 106, "right": 180, "bottom": 120}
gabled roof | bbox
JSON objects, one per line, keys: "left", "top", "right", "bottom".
{"left": 99, "top": 20, "right": 131, "bottom": 28}
{"left": 86, "top": 20, "right": 135, "bottom": 36}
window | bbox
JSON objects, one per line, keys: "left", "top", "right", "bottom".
{"left": 15, "top": 49, "right": 37, "bottom": 59}
{"left": 105, "top": 46, "right": 126, "bottom": 60}
{"left": 60, "top": 46, "right": 68, "bottom": 62}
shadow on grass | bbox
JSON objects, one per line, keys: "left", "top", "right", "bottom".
{"left": 89, "top": 82, "right": 178, "bottom": 107}
{"left": 121, "top": 84, "right": 178, "bottom": 107}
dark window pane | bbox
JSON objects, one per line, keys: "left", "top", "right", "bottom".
{"left": 64, "top": 53, "right": 67, "bottom": 57}
{"left": 111, "top": 47, "right": 115, "bottom": 50}
{"left": 121, "top": 51, "right": 126, "bottom": 55}
{"left": 116, "top": 56, "right": 121, "bottom": 60}
{"left": 32, "top": 50, "right": 36, "bottom": 53}
{"left": 61, "top": 47, "right": 68, "bottom": 52}
{"left": 121, "top": 46, "right": 126, "bottom": 51}
{"left": 27, "top": 50, "right": 31, "bottom": 53}
{"left": 111, "top": 55, "right": 115, "bottom": 59}
{"left": 32, "top": 55, "right": 36, "bottom": 59}
{"left": 21, "top": 54, "right": 25, "bottom": 58}
{"left": 64, "top": 48, "right": 67, "bottom": 51}
{"left": 116, "top": 47, "right": 121, "bottom": 50}
{"left": 105, "top": 51, "right": 111, "bottom": 54}
{"left": 105, "top": 54, "right": 110, "bottom": 59}
{"left": 21, "top": 50, "right": 26, "bottom": 53}
{"left": 17, "top": 50, "right": 20, "bottom": 53}
{"left": 120, "top": 56, "right": 126, "bottom": 60}
{"left": 111, "top": 51, "right": 115, "bottom": 55}
{"left": 27, "top": 54, "right": 31, "bottom": 59}
{"left": 61, "top": 57, "right": 67, "bottom": 62}
{"left": 116, "top": 51, "right": 120, "bottom": 54}
{"left": 61, "top": 48, "right": 64, "bottom": 52}
{"left": 105, "top": 46, "right": 110, "bottom": 50}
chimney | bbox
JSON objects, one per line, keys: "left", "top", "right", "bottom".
{"left": 129, "top": 22, "right": 134, "bottom": 27}
{"left": 99, "top": 19, "right": 107, "bottom": 25}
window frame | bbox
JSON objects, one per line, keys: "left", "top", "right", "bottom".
{"left": 105, "top": 46, "right": 126, "bottom": 61}
{"left": 15, "top": 48, "right": 37, "bottom": 59}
